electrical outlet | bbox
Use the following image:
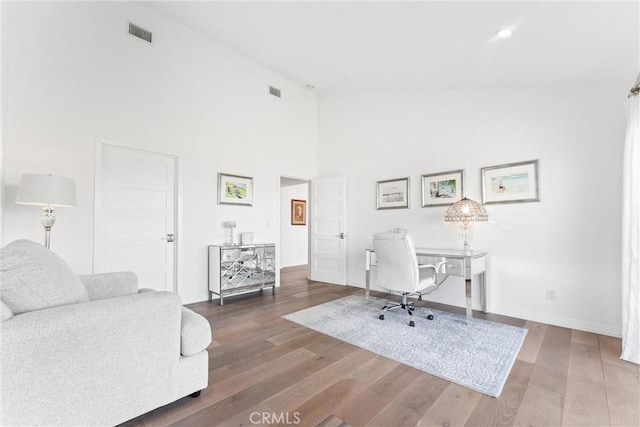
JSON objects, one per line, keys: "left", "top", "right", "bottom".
{"left": 546, "top": 289, "right": 557, "bottom": 300}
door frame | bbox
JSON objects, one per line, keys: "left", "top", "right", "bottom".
{"left": 278, "top": 174, "right": 311, "bottom": 280}
{"left": 93, "top": 139, "right": 180, "bottom": 293}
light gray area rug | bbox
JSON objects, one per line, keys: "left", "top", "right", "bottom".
{"left": 282, "top": 294, "right": 527, "bottom": 397}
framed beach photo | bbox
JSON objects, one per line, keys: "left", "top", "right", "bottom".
{"left": 421, "top": 169, "right": 464, "bottom": 207}
{"left": 291, "top": 199, "right": 306, "bottom": 225}
{"left": 376, "top": 177, "right": 410, "bottom": 209}
{"left": 481, "top": 160, "right": 540, "bottom": 204}
{"left": 218, "top": 173, "right": 253, "bottom": 206}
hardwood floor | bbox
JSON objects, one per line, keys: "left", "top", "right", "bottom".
{"left": 124, "top": 265, "right": 640, "bottom": 427}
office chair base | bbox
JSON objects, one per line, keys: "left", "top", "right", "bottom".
{"left": 379, "top": 292, "right": 433, "bottom": 326}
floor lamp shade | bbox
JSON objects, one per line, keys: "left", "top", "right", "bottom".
{"left": 16, "top": 174, "right": 77, "bottom": 248}
{"left": 16, "top": 174, "right": 77, "bottom": 207}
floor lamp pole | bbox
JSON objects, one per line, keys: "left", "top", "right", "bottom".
{"left": 41, "top": 205, "right": 56, "bottom": 249}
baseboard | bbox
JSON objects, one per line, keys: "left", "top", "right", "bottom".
{"left": 496, "top": 307, "right": 622, "bottom": 338}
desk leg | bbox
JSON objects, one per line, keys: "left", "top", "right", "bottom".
{"left": 465, "top": 278, "right": 472, "bottom": 323}
{"left": 365, "top": 249, "right": 371, "bottom": 298}
{"left": 479, "top": 272, "right": 487, "bottom": 313}
{"left": 365, "top": 268, "right": 370, "bottom": 298}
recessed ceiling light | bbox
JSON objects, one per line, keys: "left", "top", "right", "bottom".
{"left": 496, "top": 28, "right": 512, "bottom": 39}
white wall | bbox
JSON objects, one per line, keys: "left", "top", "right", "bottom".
{"left": 1, "top": 2, "right": 317, "bottom": 304}
{"left": 280, "top": 182, "right": 309, "bottom": 268}
{"left": 317, "top": 85, "right": 627, "bottom": 336}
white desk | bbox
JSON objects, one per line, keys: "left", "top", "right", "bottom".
{"left": 365, "top": 248, "right": 488, "bottom": 322}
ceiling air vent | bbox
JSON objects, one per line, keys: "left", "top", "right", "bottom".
{"left": 128, "top": 22, "right": 152, "bottom": 44}
{"left": 269, "top": 86, "right": 281, "bottom": 98}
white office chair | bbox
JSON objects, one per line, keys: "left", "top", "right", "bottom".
{"left": 372, "top": 229, "right": 446, "bottom": 327}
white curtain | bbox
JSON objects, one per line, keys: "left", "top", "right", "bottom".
{"left": 622, "top": 74, "right": 640, "bottom": 364}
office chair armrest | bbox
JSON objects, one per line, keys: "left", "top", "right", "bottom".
{"left": 418, "top": 264, "right": 438, "bottom": 273}
{"left": 435, "top": 258, "right": 447, "bottom": 273}
{"left": 418, "top": 259, "right": 447, "bottom": 274}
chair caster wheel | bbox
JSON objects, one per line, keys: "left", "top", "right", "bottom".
{"left": 427, "top": 314, "right": 434, "bottom": 320}
{"left": 409, "top": 320, "right": 415, "bottom": 327}
{"left": 379, "top": 314, "right": 384, "bottom": 320}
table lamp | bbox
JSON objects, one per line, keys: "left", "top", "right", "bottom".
{"left": 223, "top": 221, "right": 237, "bottom": 245}
{"left": 444, "top": 197, "right": 488, "bottom": 254}
{"left": 16, "top": 173, "right": 77, "bottom": 249}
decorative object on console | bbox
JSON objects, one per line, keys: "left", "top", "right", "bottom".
{"left": 291, "top": 199, "right": 306, "bottom": 225}
{"left": 376, "top": 177, "right": 410, "bottom": 210}
{"left": 421, "top": 169, "right": 464, "bottom": 207}
{"left": 223, "top": 221, "right": 236, "bottom": 245}
{"left": 444, "top": 197, "right": 488, "bottom": 254}
{"left": 15, "top": 173, "right": 77, "bottom": 249}
{"left": 481, "top": 159, "right": 540, "bottom": 204}
{"left": 241, "top": 232, "right": 254, "bottom": 245}
{"left": 218, "top": 173, "right": 253, "bottom": 206}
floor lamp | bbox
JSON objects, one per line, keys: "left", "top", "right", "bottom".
{"left": 16, "top": 173, "right": 77, "bottom": 249}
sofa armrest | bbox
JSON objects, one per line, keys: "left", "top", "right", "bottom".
{"left": 78, "top": 271, "right": 138, "bottom": 300}
{"left": 1, "top": 291, "right": 182, "bottom": 426}
{"left": 181, "top": 307, "right": 212, "bottom": 356}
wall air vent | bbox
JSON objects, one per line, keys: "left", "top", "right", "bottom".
{"left": 128, "top": 22, "right": 152, "bottom": 44}
{"left": 269, "top": 86, "right": 281, "bottom": 98}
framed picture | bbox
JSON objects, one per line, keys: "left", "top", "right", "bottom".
{"left": 376, "top": 177, "right": 410, "bottom": 209}
{"left": 218, "top": 173, "right": 253, "bottom": 206}
{"left": 421, "top": 169, "right": 464, "bottom": 207}
{"left": 481, "top": 159, "right": 540, "bottom": 204}
{"left": 291, "top": 199, "right": 306, "bottom": 225}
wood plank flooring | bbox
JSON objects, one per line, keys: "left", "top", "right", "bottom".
{"left": 124, "top": 265, "right": 640, "bottom": 427}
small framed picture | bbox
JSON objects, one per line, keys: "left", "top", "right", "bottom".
{"left": 481, "top": 159, "right": 540, "bottom": 204}
{"left": 291, "top": 199, "right": 307, "bottom": 225}
{"left": 421, "top": 169, "right": 464, "bottom": 207}
{"left": 291, "top": 199, "right": 306, "bottom": 225}
{"left": 218, "top": 173, "right": 253, "bottom": 206}
{"left": 376, "top": 177, "right": 410, "bottom": 210}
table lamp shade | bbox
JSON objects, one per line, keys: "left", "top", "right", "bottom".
{"left": 16, "top": 174, "right": 77, "bottom": 207}
{"left": 444, "top": 197, "right": 488, "bottom": 224}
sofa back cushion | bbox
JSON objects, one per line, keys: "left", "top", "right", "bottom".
{"left": 0, "top": 239, "right": 89, "bottom": 315}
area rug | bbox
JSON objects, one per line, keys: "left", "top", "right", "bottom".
{"left": 282, "top": 294, "right": 527, "bottom": 397}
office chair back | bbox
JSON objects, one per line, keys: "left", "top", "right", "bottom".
{"left": 372, "top": 230, "right": 421, "bottom": 293}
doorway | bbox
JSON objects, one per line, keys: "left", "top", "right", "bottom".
{"left": 280, "top": 176, "right": 310, "bottom": 283}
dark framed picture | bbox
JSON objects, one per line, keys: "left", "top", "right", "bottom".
{"left": 481, "top": 159, "right": 540, "bottom": 204}
{"left": 421, "top": 169, "right": 464, "bottom": 207}
{"left": 291, "top": 199, "right": 306, "bottom": 225}
{"left": 376, "top": 177, "right": 410, "bottom": 209}
{"left": 218, "top": 173, "right": 253, "bottom": 206}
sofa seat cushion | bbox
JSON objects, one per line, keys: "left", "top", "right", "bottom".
{"left": 0, "top": 239, "right": 89, "bottom": 315}
{"left": 180, "top": 307, "right": 212, "bottom": 356}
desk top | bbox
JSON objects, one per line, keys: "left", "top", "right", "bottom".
{"left": 414, "top": 248, "right": 487, "bottom": 258}
{"left": 366, "top": 247, "right": 487, "bottom": 259}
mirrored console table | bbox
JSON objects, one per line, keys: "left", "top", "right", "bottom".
{"left": 208, "top": 243, "right": 276, "bottom": 305}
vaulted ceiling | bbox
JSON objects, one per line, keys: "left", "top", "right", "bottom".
{"left": 146, "top": 1, "right": 639, "bottom": 93}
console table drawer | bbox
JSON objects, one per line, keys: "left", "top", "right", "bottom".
{"left": 443, "top": 258, "right": 464, "bottom": 276}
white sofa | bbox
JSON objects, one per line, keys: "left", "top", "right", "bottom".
{"left": 0, "top": 239, "right": 211, "bottom": 426}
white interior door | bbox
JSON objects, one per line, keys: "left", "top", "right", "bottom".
{"left": 310, "top": 176, "right": 347, "bottom": 285}
{"left": 95, "top": 143, "right": 177, "bottom": 292}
